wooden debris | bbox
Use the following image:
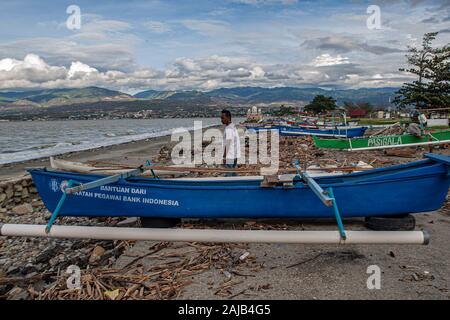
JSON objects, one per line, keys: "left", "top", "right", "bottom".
{"left": 3, "top": 241, "right": 259, "bottom": 300}
{"left": 384, "top": 147, "right": 416, "bottom": 158}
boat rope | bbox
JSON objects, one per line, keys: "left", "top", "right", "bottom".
{"left": 348, "top": 138, "right": 353, "bottom": 152}
{"left": 427, "top": 132, "right": 439, "bottom": 142}
{"left": 293, "top": 160, "right": 301, "bottom": 179}
{"left": 145, "top": 160, "right": 159, "bottom": 179}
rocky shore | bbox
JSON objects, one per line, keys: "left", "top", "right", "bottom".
{"left": 0, "top": 176, "right": 39, "bottom": 216}
{"left": 0, "top": 129, "right": 449, "bottom": 300}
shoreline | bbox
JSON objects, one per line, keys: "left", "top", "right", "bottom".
{"left": 0, "top": 124, "right": 223, "bottom": 180}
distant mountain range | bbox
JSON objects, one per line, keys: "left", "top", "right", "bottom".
{"left": 134, "top": 86, "right": 399, "bottom": 106}
{"left": 0, "top": 86, "right": 399, "bottom": 108}
{"left": 0, "top": 87, "right": 132, "bottom": 107}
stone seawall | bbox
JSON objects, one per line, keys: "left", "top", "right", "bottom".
{"left": 0, "top": 175, "right": 39, "bottom": 214}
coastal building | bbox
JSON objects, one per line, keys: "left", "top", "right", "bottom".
{"left": 246, "top": 106, "right": 263, "bottom": 122}
{"left": 348, "top": 109, "right": 368, "bottom": 118}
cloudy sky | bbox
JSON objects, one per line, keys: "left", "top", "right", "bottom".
{"left": 0, "top": 0, "right": 449, "bottom": 93}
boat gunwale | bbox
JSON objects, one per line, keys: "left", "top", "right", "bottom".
{"left": 27, "top": 158, "right": 448, "bottom": 191}
{"left": 313, "top": 129, "right": 450, "bottom": 145}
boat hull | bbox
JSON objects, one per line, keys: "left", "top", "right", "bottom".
{"left": 246, "top": 125, "right": 368, "bottom": 138}
{"left": 279, "top": 126, "right": 368, "bottom": 138}
{"left": 313, "top": 130, "right": 450, "bottom": 150}
{"left": 28, "top": 157, "right": 450, "bottom": 219}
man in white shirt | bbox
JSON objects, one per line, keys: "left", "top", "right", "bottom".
{"left": 408, "top": 111, "right": 428, "bottom": 137}
{"left": 221, "top": 109, "right": 241, "bottom": 176}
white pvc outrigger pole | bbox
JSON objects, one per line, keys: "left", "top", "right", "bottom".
{"left": 0, "top": 224, "right": 430, "bottom": 245}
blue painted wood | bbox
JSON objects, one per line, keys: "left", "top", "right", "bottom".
{"left": 425, "top": 153, "right": 450, "bottom": 165}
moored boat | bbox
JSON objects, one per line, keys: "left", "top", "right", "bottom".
{"left": 279, "top": 125, "right": 368, "bottom": 138}
{"left": 313, "top": 130, "right": 450, "bottom": 151}
{"left": 28, "top": 153, "right": 450, "bottom": 219}
{"left": 246, "top": 125, "right": 368, "bottom": 138}
{"left": 50, "top": 157, "right": 191, "bottom": 175}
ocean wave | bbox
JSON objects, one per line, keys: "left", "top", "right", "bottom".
{"left": 0, "top": 121, "right": 221, "bottom": 165}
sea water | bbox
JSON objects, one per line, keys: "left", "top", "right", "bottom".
{"left": 0, "top": 118, "right": 241, "bottom": 164}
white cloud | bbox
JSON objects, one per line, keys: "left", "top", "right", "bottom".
{"left": 68, "top": 61, "right": 98, "bottom": 78}
{"left": 310, "top": 54, "right": 350, "bottom": 67}
{"left": 0, "top": 53, "right": 412, "bottom": 92}
{"left": 0, "top": 54, "right": 67, "bottom": 84}
{"left": 0, "top": 58, "right": 20, "bottom": 71}
{"left": 250, "top": 66, "right": 266, "bottom": 79}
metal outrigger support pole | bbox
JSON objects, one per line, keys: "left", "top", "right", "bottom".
{"left": 294, "top": 161, "right": 347, "bottom": 241}
{"left": 45, "top": 180, "right": 77, "bottom": 234}
{"left": 45, "top": 167, "right": 145, "bottom": 233}
{"left": 145, "top": 160, "right": 159, "bottom": 179}
{"left": 327, "top": 187, "right": 346, "bottom": 240}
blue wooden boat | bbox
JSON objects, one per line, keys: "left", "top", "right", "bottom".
{"left": 246, "top": 125, "right": 368, "bottom": 138}
{"left": 278, "top": 125, "right": 368, "bottom": 138}
{"left": 28, "top": 154, "right": 450, "bottom": 220}
{"left": 245, "top": 125, "right": 281, "bottom": 132}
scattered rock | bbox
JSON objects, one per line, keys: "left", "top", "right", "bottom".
{"left": 20, "top": 263, "right": 38, "bottom": 275}
{"left": 89, "top": 245, "right": 106, "bottom": 264}
{"left": 34, "top": 245, "right": 60, "bottom": 264}
{"left": 21, "top": 188, "right": 29, "bottom": 198}
{"left": 6, "top": 287, "right": 29, "bottom": 300}
{"left": 6, "top": 266, "right": 21, "bottom": 275}
{"left": 239, "top": 251, "right": 250, "bottom": 261}
{"left": 5, "top": 186, "right": 13, "bottom": 199}
{"left": 117, "top": 217, "right": 139, "bottom": 227}
{"left": 12, "top": 203, "right": 33, "bottom": 214}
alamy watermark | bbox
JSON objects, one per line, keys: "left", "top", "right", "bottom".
{"left": 66, "top": 5, "right": 81, "bottom": 30}
{"left": 66, "top": 264, "right": 81, "bottom": 290}
{"left": 366, "top": 265, "right": 381, "bottom": 290}
{"left": 170, "top": 121, "right": 280, "bottom": 175}
{"left": 366, "top": 5, "right": 381, "bottom": 30}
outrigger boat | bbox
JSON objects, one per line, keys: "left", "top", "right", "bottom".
{"left": 246, "top": 125, "right": 368, "bottom": 138}
{"left": 49, "top": 157, "right": 374, "bottom": 178}
{"left": 26, "top": 153, "right": 449, "bottom": 219}
{"left": 313, "top": 130, "right": 450, "bottom": 151}
{"left": 1, "top": 153, "right": 448, "bottom": 245}
{"left": 278, "top": 125, "right": 368, "bottom": 138}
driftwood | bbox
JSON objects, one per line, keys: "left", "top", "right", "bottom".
{"left": 371, "top": 122, "right": 401, "bottom": 136}
{"left": 1, "top": 241, "right": 260, "bottom": 300}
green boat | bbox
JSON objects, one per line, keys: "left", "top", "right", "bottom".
{"left": 313, "top": 130, "right": 450, "bottom": 151}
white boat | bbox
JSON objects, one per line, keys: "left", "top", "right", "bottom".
{"left": 49, "top": 157, "right": 372, "bottom": 181}
{"left": 49, "top": 157, "right": 191, "bottom": 176}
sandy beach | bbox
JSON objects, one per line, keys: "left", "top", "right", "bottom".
{"left": 0, "top": 133, "right": 172, "bottom": 180}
